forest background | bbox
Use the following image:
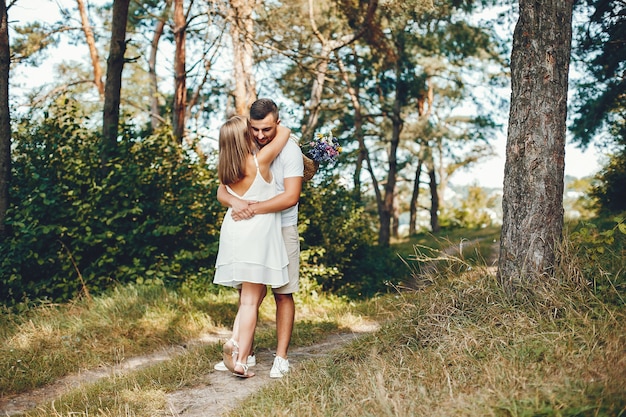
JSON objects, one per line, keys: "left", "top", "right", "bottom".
{"left": 0, "top": 0, "right": 624, "bottom": 306}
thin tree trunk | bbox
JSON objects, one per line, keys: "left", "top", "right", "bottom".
{"left": 76, "top": 0, "right": 104, "bottom": 97}
{"left": 409, "top": 82, "right": 432, "bottom": 235}
{"left": 101, "top": 0, "right": 130, "bottom": 168}
{"left": 172, "top": 0, "right": 186, "bottom": 142}
{"left": 428, "top": 163, "right": 440, "bottom": 233}
{"left": 336, "top": 49, "right": 364, "bottom": 201}
{"left": 409, "top": 159, "right": 423, "bottom": 235}
{"left": 497, "top": 0, "right": 572, "bottom": 292}
{"left": 0, "top": 0, "right": 10, "bottom": 238}
{"left": 149, "top": 1, "right": 171, "bottom": 132}
{"left": 228, "top": 0, "right": 257, "bottom": 116}
{"left": 379, "top": 57, "right": 404, "bottom": 247}
{"left": 392, "top": 198, "right": 399, "bottom": 238}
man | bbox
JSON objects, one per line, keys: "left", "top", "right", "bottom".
{"left": 215, "top": 98, "right": 303, "bottom": 378}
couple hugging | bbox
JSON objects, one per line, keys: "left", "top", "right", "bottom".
{"left": 213, "top": 98, "right": 303, "bottom": 378}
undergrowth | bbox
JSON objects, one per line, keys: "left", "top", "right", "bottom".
{"left": 1, "top": 220, "right": 624, "bottom": 417}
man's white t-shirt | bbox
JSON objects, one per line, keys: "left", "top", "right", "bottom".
{"left": 270, "top": 136, "right": 304, "bottom": 227}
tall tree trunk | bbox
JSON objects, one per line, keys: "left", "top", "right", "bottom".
{"left": 392, "top": 198, "right": 399, "bottom": 238}
{"left": 0, "top": 0, "right": 10, "bottom": 238}
{"left": 409, "top": 159, "right": 423, "bottom": 235}
{"left": 337, "top": 48, "right": 365, "bottom": 201}
{"left": 149, "top": 0, "right": 171, "bottom": 132}
{"left": 379, "top": 57, "right": 404, "bottom": 247}
{"left": 101, "top": 0, "right": 130, "bottom": 169}
{"left": 428, "top": 162, "right": 440, "bottom": 233}
{"left": 76, "top": 0, "right": 104, "bottom": 97}
{"left": 409, "top": 83, "right": 432, "bottom": 235}
{"left": 172, "top": 0, "right": 186, "bottom": 142}
{"left": 228, "top": 0, "right": 257, "bottom": 116}
{"left": 497, "top": 0, "right": 573, "bottom": 292}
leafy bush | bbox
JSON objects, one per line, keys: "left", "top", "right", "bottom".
{"left": 564, "top": 213, "right": 626, "bottom": 305}
{"left": 298, "top": 176, "right": 406, "bottom": 297}
{"left": 590, "top": 149, "right": 626, "bottom": 214}
{"left": 1, "top": 99, "right": 224, "bottom": 304}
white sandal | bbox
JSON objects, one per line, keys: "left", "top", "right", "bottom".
{"left": 222, "top": 339, "right": 239, "bottom": 373}
{"left": 233, "top": 361, "right": 254, "bottom": 378}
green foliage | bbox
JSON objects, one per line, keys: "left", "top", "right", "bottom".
{"left": 0, "top": 99, "right": 223, "bottom": 304}
{"left": 298, "top": 175, "right": 407, "bottom": 298}
{"left": 589, "top": 149, "right": 626, "bottom": 214}
{"left": 566, "top": 214, "right": 626, "bottom": 305}
{"left": 446, "top": 185, "right": 499, "bottom": 229}
{"left": 10, "top": 22, "right": 59, "bottom": 66}
{"left": 571, "top": 0, "right": 626, "bottom": 148}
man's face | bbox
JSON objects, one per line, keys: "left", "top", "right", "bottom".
{"left": 249, "top": 114, "right": 279, "bottom": 148}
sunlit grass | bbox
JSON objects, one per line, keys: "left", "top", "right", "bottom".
{"left": 228, "top": 266, "right": 625, "bottom": 417}
{"left": 2, "top": 225, "right": 624, "bottom": 416}
{"left": 0, "top": 277, "right": 377, "bottom": 402}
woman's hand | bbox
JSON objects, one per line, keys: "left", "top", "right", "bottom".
{"left": 230, "top": 200, "right": 258, "bottom": 221}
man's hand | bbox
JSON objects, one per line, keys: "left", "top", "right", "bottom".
{"left": 218, "top": 184, "right": 257, "bottom": 221}
{"left": 231, "top": 200, "right": 257, "bottom": 221}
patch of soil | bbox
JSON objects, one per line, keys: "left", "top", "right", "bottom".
{"left": 0, "top": 324, "right": 378, "bottom": 417}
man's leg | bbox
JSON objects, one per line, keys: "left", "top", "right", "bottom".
{"left": 270, "top": 225, "right": 299, "bottom": 377}
{"left": 273, "top": 292, "right": 294, "bottom": 358}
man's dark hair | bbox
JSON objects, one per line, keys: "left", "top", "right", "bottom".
{"left": 250, "top": 98, "right": 279, "bottom": 122}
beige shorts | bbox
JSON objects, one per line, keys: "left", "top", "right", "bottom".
{"left": 273, "top": 224, "right": 300, "bottom": 295}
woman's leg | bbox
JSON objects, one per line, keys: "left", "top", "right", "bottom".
{"left": 233, "top": 282, "right": 266, "bottom": 376}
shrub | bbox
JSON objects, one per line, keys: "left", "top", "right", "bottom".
{"left": 1, "top": 99, "right": 223, "bottom": 304}
{"left": 590, "top": 149, "right": 626, "bottom": 214}
{"left": 298, "top": 176, "right": 406, "bottom": 297}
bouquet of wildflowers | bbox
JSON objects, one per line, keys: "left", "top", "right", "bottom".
{"left": 303, "top": 131, "right": 342, "bottom": 163}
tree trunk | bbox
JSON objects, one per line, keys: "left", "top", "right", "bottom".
{"left": 392, "top": 198, "right": 399, "bottom": 238}
{"left": 0, "top": 0, "right": 10, "bottom": 238}
{"left": 228, "top": 0, "right": 257, "bottom": 116}
{"left": 76, "top": 0, "right": 104, "bottom": 97}
{"left": 149, "top": 1, "right": 171, "bottom": 132}
{"left": 497, "top": 0, "right": 573, "bottom": 292}
{"left": 409, "top": 159, "right": 422, "bottom": 235}
{"left": 428, "top": 163, "right": 440, "bottom": 233}
{"left": 409, "top": 83, "right": 432, "bottom": 235}
{"left": 380, "top": 62, "right": 403, "bottom": 246}
{"left": 101, "top": 0, "right": 130, "bottom": 169}
{"left": 172, "top": 0, "right": 186, "bottom": 142}
{"left": 337, "top": 49, "right": 365, "bottom": 201}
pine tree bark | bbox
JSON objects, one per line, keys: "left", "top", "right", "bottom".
{"left": 172, "top": 0, "right": 186, "bottom": 142}
{"left": 228, "top": 0, "right": 257, "bottom": 116}
{"left": 0, "top": 0, "right": 10, "bottom": 238}
{"left": 76, "top": 0, "right": 104, "bottom": 97}
{"left": 428, "top": 163, "right": 440, "bottom": 233}
{"left": 409, "top": 159, "right": 422, "bottom": 235}
{"left": 149, "top": 1, "right": 171, "bottom": 132}
{"left": 101, "top": 0, "right": 130, "bottom": 168}
{"left": 497, "top": 0, "right": 573, "bottom": 292}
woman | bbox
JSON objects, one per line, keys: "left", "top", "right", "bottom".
{"left": 213, "top": 115, "right": 291, "bottom": 377}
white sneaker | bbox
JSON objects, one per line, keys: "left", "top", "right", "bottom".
{"left": 269, "top": 355, "right": 289, "bottom": 378}
{"left": 214, "top": 354, "right": 256, "bottom": 371}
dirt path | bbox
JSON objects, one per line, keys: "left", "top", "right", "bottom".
{"left": 0, "top": 324, "right": 378, "bottom": 417}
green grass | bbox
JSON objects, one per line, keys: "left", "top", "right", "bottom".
{"left": 1, "top": 225, "right": 624, "bottom": 417}
{"left": 392, "top": 225, "right": 502, "bottom": 257}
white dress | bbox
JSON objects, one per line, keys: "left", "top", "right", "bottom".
{"left": 213, "top": 155, "right": 289, "bottom": 288}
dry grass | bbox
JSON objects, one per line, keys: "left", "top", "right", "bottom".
{"left": 2, "top": 226, "right": 624, "bottom": 417}
{"left": 0, "top": 285, "right": 225, "bottom": 396}
{"left": 228, "top": 265, "right": 625, "bottom": 417}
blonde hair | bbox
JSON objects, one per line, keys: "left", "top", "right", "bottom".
{"left": 218, "top": 115, "right": 255, "bottom": 185}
